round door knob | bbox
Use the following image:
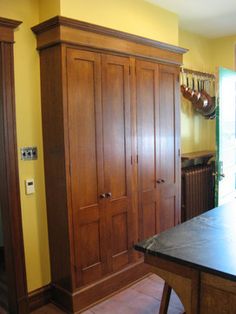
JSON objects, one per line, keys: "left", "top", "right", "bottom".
{"left": 156, "top": 179, "right": 162, "bottom": 184}
{"left": 161, "top": 179, "right": 165, "bottom": 183}
{"left": 106, "top": 192, "right": 112, "bottom": 198}
{"left": 100, "top": 193, "right": 106, "bottom": 199}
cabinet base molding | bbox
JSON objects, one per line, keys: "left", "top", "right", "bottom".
{"left": 52, "top": 261, "right": 150, "bottom": 313}
{"left": 28, "top": 284, "right": 52, "bottom": 311}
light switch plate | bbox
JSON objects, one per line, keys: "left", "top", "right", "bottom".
{"left": 21, "top": 147, "right": 37, "bottom": 160}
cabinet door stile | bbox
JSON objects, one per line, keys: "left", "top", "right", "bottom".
{"left": 66, "top": 48, "right": 107, "bottom": 287}
{"left": 101, "top": 54, "right": 134, "bottom": 273}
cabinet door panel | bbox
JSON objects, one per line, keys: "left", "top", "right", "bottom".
{"left": 159, "top": 65, "right": 180, "bottom": 231}
{"left": 102, "top": 54, "right": 133, "bottom": 272}
{"left": 143, "top": 203, "right": 157, "bottom": 239}
{"left": 136, "top": 60, "right": 160, "bottom": 240}
{"left": 112, "top": 211, "right": 128, "bottom": 255}
{"left": 67, "top": 49, "right": 106, "bottom": 287}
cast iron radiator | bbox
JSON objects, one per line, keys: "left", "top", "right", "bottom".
{"left": 181, "top": 165, "right": 214, "bottom": 221}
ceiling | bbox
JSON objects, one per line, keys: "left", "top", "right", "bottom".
{"left": 146, "top": 0, "right": 236, "bottom": 38}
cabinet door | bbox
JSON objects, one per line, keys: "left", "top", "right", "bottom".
{"left": 67, "top": 49, "right": 107, "bottom": 287}
{"left": 159, "top": 64, "right": 180, "bottom": 232}
{"left": 136, "top": 60, "right": 160, "bottom": 240}
{"left": 102, "top": 54, "right": 134, "bottom": 272}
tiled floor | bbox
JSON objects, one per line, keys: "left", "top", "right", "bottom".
{"left": 32, "top": 274, "right": 185, "bottom": 314}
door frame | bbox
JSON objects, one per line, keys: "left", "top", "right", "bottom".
{"left": 0, "top": 17, "right": 29, "bottom": 313}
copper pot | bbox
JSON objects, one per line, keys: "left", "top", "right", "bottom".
{"left": 193, "top": 80, "right": 208, "bottom": 111}
{"left": 191, "top": 78, "right": 201, "bottom": 104}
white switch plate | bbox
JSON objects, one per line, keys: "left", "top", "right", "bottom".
{"left": 25, "top": 179, "right": 35, "bottom": 194}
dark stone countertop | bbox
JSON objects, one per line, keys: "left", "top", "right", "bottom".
{"left": 135, "top": 201, "right": 236, "bottom": 281}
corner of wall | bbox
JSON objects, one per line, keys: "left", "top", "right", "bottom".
{"left": 38, "top": 0, "right": 61, "bottom": 22}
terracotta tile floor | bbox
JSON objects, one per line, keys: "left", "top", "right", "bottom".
{"left": 32, "top": 274, "right": 185, "bottom": 314}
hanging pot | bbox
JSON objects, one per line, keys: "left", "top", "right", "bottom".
{"left": 201, "top": 80, "right": 213, "bottom": 112}
{"left": 202, "top": 96, "right": 216, "bottom": 118}
{"left": 191, "top": 77, "right": 201, "bottom": 105}
{"left": 185, "top": 75, "right": 194, "bottom": 100}
{"left": 193, "top": 79, "right": 208, "bottom": 111}
{"left": 181, "top": 72, "right": 189, "bottom": 98}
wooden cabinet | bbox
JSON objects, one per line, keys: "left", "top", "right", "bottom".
{"left": 32, "top": 16, "right": 186, "bottom": 313}
{"left": 67, "top": 49, "right": 134, "bottom": 287}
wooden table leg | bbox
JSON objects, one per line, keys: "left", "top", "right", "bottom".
{"left": 159, "top": 282, "right": 172, "bottom": 314}
{"left": 145, "top": 255, "right": 200, "bottom": 314}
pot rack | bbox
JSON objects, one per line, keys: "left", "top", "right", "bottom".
{"left": 180, "top": 68, "right": 216, "bottom": 119}
{"left": 181, "top": 67, "right": 216, "bottom": 79}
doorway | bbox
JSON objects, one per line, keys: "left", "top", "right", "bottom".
{"left": 216, "top": 67, "right": 236, "bottom": 206}
{"left": 0, "top": 17, "right": 29, "bottom": 313}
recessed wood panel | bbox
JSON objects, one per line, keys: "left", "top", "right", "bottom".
{"left": 78, "top": 219, "right": 104, "bottom": 285}
{"left": 79, "top": 222, "right": 101, "bottom": 269}
{"left": 67, "top": 49, "right": 101, "bottom": 208}
{"left": 111, "top": 209, "right": 129, "bottom": 271}
{"left": 136, "top": 60, "right": 159, "bottom": 240}
{"left": 137, "top": 67, "right": 156, "bottom": 191}
{"left": 102, "top": 55, "right": 129, "bottom": 199}
{"left": 159, "top": 71, "right": 175, "bottom": 184}
{"left": 159, "top": 64, "right": 180, "bottom": 230}
{"left": 112, "top": 212, "right": 128, "bottom": 255}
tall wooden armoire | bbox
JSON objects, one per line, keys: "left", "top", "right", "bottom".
{"left": 32, "top": 16, "right": 187, "bottom": 313}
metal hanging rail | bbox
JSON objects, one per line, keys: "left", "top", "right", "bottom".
{"left": 181, "top": 67, "right": 216, "bottom": 79}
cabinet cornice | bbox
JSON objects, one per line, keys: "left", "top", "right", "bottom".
{"left": 32, "top": 16, "right": 187, "bottom": 65}
{"left": 0, "top": 17, "right": 22, "bottom": 42}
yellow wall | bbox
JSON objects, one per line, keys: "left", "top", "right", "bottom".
{"left": 179, "top": 29, "right": 216, "bottom": 153}
{"left": 179, "top": 30, "right": 214, "bottom": 73}
{"left": 0, "top": 0, "right": 180, "bottom": 292}
{"left": 0, "top": 0, "right": 51, "bottom": 291}
{"left": 60, "top": 0, "right": 179, "bottom": 45}
{"left": 212, "top": 35, "right": 236, "bottom": 70}
{"left": 39, "top": 0, "right": 60, "bottom": 22}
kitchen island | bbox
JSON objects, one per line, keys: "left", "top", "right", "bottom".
{"left": 135, "top": 201, "right": 236, "bottom": 313}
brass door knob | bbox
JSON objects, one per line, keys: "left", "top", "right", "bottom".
{"left": 106, "top": 192, "right": 112, "bottom": 198}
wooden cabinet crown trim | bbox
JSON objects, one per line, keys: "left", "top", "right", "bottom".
{"left": 0, "top": 17, "right": 21, "bottom": 29}
{"left": 32, "top": 16, "right": 187, "bottom": 54}
{"left": 0, "top": 17, "right": 22, "bottom": 42}
{"left": 32, "top": 16, "right": 187, "bottom": 65}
